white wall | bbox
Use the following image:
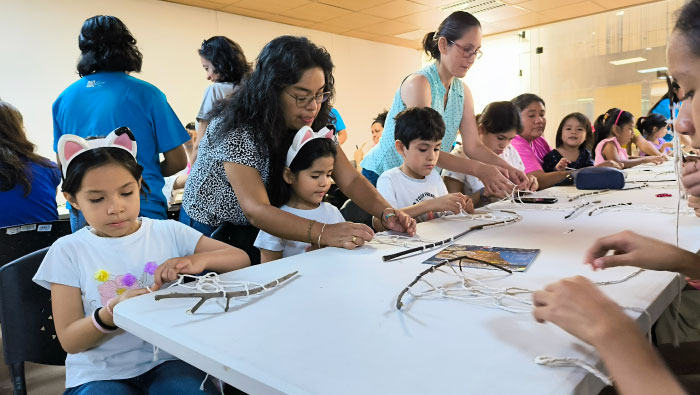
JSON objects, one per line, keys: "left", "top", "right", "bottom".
{"left": 0, "top": 0, "right": 421, "bottom": 161}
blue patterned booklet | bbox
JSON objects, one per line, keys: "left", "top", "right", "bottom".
{"left": 423, "top": 244, "right": 540, "bottom": 272}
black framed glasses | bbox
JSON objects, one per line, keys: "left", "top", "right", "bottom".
{"left": 447, "top": 40, "right": 483, "bottom": 59}
{"left": 286, "top": 91, "right": 331, "bottom": 107}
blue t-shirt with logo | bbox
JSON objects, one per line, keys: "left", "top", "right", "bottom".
{"left": 52, "top": 72, "right": 188, "bottom": 219}
{"left": 329, "top": 108, "right": 346, "bottom": 132}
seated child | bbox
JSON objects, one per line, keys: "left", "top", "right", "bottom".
{"left": 542, "top": 112, "right": 622, "bottom": 173}
{"left": 593, "top": 108, "right": 664, "bottom": 168}
{"left": 254, "top": 127, "right": 345, "bottom": 263}
{"left": 636, "top": 114, "right": 673, "bottom": 156}
{"left": 443, "top": 101, "right": 538, "bottom": 205}
{"left": 376, "top": 107, "right": 472, "bottom": 222}
{"left": 33, "top": 128, "right": 249, "bottom": 393}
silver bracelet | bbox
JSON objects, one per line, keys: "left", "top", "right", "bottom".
{"left": 317, "top": 223, "right": 328, "bottom": 248}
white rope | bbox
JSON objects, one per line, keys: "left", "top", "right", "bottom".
{"left": 534, "top": 355, "right": 613, "bottom": 386}
{"left": 168, "top": 272, "right": 267, "bottom": 298}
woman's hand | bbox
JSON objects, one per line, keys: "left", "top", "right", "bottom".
{"left": 373, "top": 208, "right": 416, "bottom": 236}
{"left": 477, "top": 163, "right": 516, "bottom": 198}
{"left": 153, "top": 256, "right": 206, "bottom": 287}
{"left": 555, "top": 158, "right": 571, "bottom": 171}
{"left": 533, "top": 276, "right": 637, "bottom": 346}
{"left": 644, "top": 156, "right": 665, "bottom": 165}
{"left": 320, "top": 222, "right": 375, "bottom": 250}
{"left": 583, "top": 230, "right": 699, "bottom": 275}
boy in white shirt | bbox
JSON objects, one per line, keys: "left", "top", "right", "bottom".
{"left": 376, "top": 107, "right": 472, "bottom": 222}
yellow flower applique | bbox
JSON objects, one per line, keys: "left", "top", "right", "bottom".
{"left": 94, "top": 269, "right": 110, "bottom": 282}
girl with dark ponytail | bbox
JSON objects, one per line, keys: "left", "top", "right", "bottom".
{"left": 636, "top": 114, "right": 673, "bottom": 156}
{"left": 361, "top": 11, "right": 533, "bottom": 197}
{"left": 592, "top": 108, "right": 663, "bottom": 168}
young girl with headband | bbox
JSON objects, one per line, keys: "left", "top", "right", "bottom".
{"left": 254, "top": 127, "right": 347, "bottom": 263}
{"left": 33, "top": 127, "right": 249, "bottom": 393}
{"left": 592, "top": 108, "right": 664, "bottom": 168}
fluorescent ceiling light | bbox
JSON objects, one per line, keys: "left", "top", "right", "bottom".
{"left": 395, "top": 29, "right": 429, "bottom": 40}
{"left": 576, "top": 98, "right": 594, "bottom": 102}
{"left": 609, "top": 57, "right": 646, "bottom": 66}
{"left": 616, "top": 11, "right": 624, "bottom": 16}
{"left": 637, "top": 66, "right": 668, "bottom": 74}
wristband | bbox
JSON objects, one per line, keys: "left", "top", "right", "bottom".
{"left": 306, "top": 220, "right": 316, "bottom": 244}
{"left": 92, "top": 307, "right": 118, "bottom": 333}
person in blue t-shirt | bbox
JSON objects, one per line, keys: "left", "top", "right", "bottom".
{"left": 52, "top": 15, "right": 189, "bottom": 231}
{"left": 0, "top": 100, "right": 61, "bottom": 227}
{"left": 329, "top": 107, "right": 348, "bottom": 144}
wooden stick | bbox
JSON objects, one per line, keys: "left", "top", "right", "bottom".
{"left": 155, "top": 271, "right": 298, "bottom": 314}
{"left": 382, "top": 210, "right": 521, "bottom": 262}
{"left": 396, "top": 262, "right": 447, "bottom": 310}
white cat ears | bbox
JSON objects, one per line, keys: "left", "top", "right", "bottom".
{"left": 57, "top": 127, "right": 137, "bottom": 177}
{"left": 285, "top": 126, "right": 335, "bottom": 167}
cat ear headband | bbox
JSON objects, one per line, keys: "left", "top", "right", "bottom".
{"left": 285, "top": 125, "right": 335, "bottom": 167}
{"left": 57, "top": 127, "right": 137, "bottom": 177}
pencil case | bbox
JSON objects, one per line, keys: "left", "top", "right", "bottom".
{"left": 573, "top": 167, "right": 625, "bottom": 190}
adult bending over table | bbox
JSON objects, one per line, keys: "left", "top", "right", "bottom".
{"left": 532, "top": 3, "right": 700, "bottom": 393}
{"left": 360, "top": 11, "right": 530, "bottom": 196}
{"left": 181, "top": 36, "right": 415, "bottom": 265}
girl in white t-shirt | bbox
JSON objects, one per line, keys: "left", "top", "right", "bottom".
{"left": 254, "top": 127, "right": 347, "bottom": 263}
{"left": 33, "top": 128, "right": 249, "bottom": 393}
{"left": 443, "top": 101, "right": 538, "bottom": 205}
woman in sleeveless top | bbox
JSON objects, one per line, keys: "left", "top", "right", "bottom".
{"left": 361, "top": 11, "right": 532, "bottom": 196}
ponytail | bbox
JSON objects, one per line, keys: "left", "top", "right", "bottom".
{"left": 422, "top": 11, "right": 481, "bottom": 61}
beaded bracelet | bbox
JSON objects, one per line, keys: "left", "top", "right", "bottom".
{"left": 92, "top": 307, "right": 118, "bottom": 333}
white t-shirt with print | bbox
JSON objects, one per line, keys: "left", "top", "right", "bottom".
{"left": 33, "top": 218, "right": 203, "bottom": 388}
{"left": 376, "top": 167, "right": 448, "bottom": 222}
{"left": 442, "top": 145, "right": 525, "bottom": 195}
{"left": 254, "top": 202, "right": 345, "bottom": 258}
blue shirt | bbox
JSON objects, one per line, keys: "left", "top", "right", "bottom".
{"left": 52, "top": 72, "right": 189, "bottom": 219}
{"left": 329, "top": 108, "right": 346, "bottom": 132}
{"left": 361, "top": 62, "right": 464, "bottom": 176}
{"left": 650, "top": 98, "right": 679, "bottom": 142}
{"left": 0, "top": 159, "right": 61, "bottom": 227}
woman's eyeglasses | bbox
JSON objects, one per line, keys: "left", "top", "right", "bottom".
{"left": 286, "top": 91, "right": 331, "bottom": 107}
{"left": 447, "top": 40, "right": 483, "bottom": 59}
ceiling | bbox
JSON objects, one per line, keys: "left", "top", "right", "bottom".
{"left": 162, "top": 0, "right": 662, "bottom": 49}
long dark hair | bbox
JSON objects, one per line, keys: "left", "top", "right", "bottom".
{"left": 422, "top": 11, "right": 481, "bottom": 61}
{"left": 636, "top": 113, "right": 667, "bottom": 139}
{"left": 199, "top": 36, "right": 251, "bottom": 84}
{"left": 675, "top": 0, "right": 700, "bottom": 57}
{"left": 210, "top": 36, "right": 334, "bottom": 206}
{"left": 555, "top": 112, "right": 593, "bottom": 151}
{"left": 279, "top": 138, "right": 337, "bottom": 205}
{"left": 77, "top": 15, "right": 143, "bottom": 77}
{"left": 0, "top": 101, "right": 55, "bottom": 196}
{"left": 479, "top": 101, "right": 522, "bottom": 135}
{"left": 511, "top": 93, "right": 546, "bottom": 113}
{"left": 592, "top": 108, "right": 634, "bottom": 159}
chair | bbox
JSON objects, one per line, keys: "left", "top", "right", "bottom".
{"left": 0, "top": 220, "right": 71, "bottom": 267}
{"left": 0, "top": 247, "right": 66, "bottom": 395}
{"left": 340, "top": 199, "right": 373, "bottom": 227}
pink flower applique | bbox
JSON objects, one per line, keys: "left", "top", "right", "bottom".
{"left": 97, "top": 274, "right": 139, "bottom": 306}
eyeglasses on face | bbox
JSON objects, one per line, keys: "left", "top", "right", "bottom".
{"left": 447, "top": 40, "right": 483, "bottom": 59}
{"left": 286, "top": 91, "right": 331, "bottom": 107}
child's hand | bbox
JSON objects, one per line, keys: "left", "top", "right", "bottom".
{"left": 153, "top": 256, "right": 206, "bottom": 287}
{"left": 533, "top": 276, "right": 636, "bottom": 346}
{"left": 555, "top": 157, "right": 571, "bottom": 171}
{"left": 598, "top": 160, "right": 623, "bottom": 170}
{"left": 583, "top": 230, "right": 697, "bottom": 273}
{"left": 526, "top": 175, "right": 539, "bottom": 191}
{"left": 644, "top": 156, "right": 664, "bottom": 165}
{"left": 433, "top": 193, "right": 470, "bottom": 214}
{"left": 104, "top": 288, "right": 153, "bottom": 326}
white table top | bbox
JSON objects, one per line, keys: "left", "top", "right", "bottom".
{"left": 115, "top": 163, "right": 700, "bottom": 395}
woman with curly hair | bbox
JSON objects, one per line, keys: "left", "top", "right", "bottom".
{"left": 181, "top": 35, "right": 415, "bottom": 265}
{"left": 52, "top": 15, "right": 189, "bottom": 231}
